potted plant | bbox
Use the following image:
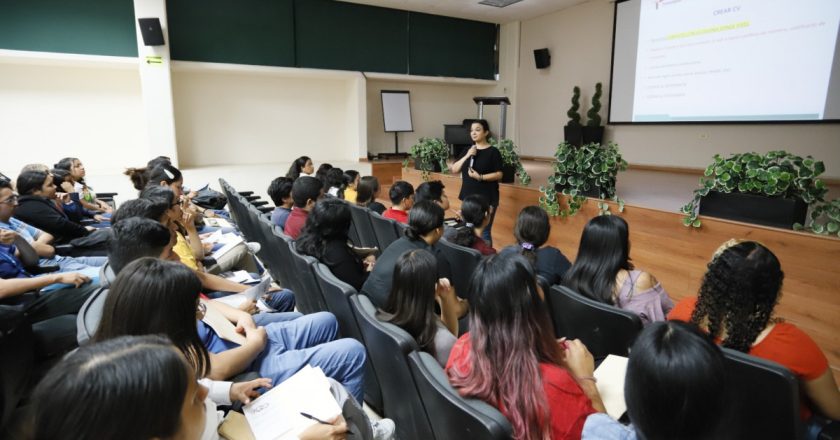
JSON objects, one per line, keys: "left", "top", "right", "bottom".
{"left": 564, "top": 86, "right": 583, "bottom": 147}
{"left": 539, "top": 141, "right": 627, "bottom": 217}
{"left": 801, "top": 198, "right": 840, "bottom": 237}
{"left": 491, "top": 137, "right": 532, "bottom": 185}
{"left": 405, "top": 137, "right": 449, "bottom": 180}
{"left": 582, "top": 82, "right": 604, "bottom": 145}
{"left": 680, "top": 151, "right": 829, "bottom": 230}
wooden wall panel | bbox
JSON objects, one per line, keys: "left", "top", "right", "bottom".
{"left": 403, "top": 168, "right": 840, "bottom": 383}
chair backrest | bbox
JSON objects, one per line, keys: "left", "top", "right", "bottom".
{"left": 369, "top": 212, "right": 401, "bottom": 252}
{"left": 547, "top": 286, "right": 642, "bottom": 359}
{"left": 0, "top": 321, "right": 34, "bottom": 431}
{"left": 348, "top": 204, "right": 379, "bottom": 250}
{"left": 721, "top": 348, "right": 804, "bottom": 440}
{"left": 288, "top": 245, "right": 328, "bottom": 314}
{"left": 408, "top": 351, "right": 513, "bottom": 440}
{"left": 349, "top": 295, "right": 434, "bottom": 440}
{"left": 218, "top": 179, "right": 243, "bottom": 226}
{"left": 312, "top": 264, "right": 384, "bottom": 413}
{"left": 268, "top": 226, "right": 298, "bottom": 295}
{"left": 437, "top": 239, "right": 482, "bottom": 300}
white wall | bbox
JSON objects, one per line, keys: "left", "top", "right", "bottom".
{"left": 0, "top": 60, "right": 150, "bottom": 175}
{"left": 517, "top": 0, "right": 840, "bottom": 178}
{"left": 171, "top": 64, "right": 365, "bottom": 168}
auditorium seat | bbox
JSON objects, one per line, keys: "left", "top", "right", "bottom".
{"left": 408, "top": 351, "right": 513, "bottom": 440}
{"left": 349, "top": 294, "right": 434, "bottom": 440}
{"left": 288, "top": 245, "right": 328, "bottom": 314}
{"left": 437, "top": 238, "right": 482, "bottom": 300}
{"left": 348, "top": 204, "right": 379, "bottom": 250}
{"left": 369, "top": 212, "right": 401, "bottom": 252}
{"left": 547, "top": 285, "right": 642, "bottom": 359}
{"left": 0, "top": 319, "right": 34, "bottom": 432}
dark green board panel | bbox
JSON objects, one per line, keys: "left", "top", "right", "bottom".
{"left": 408, "top": 13, "right": 497, "bottom": 80}
{"left": 167, "top": 0, "right": 295, "bottom": 67}
{"left": 0, "top": 0, "right": 137, "bottom": 57}
{"left": 294, "top": 0, "right": 408, "bottom": 74}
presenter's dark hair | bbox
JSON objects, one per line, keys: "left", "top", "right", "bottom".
{"left": 388, "top": 181, "right": 415, "bottom": 205}
{"left": 691, "top": 240, "right": 783, "bottom": 353}
{"left": 513, "top": 206, "right": 551, "bottom": 265}
{"left": 405, "top": 200, "right": 444, "bottom": 241}
{"left": 29, "top": 334, "right": 191, "bottom": 440}
{"left": 110, "top": 198, "right": 168, "bottom": 226}
{"left": 625, "top": 321, "right": 729, "bottom": 440}
{"left": 381, "top": 249, "right": 440, "bottom": 355}
{"left": 95, "top": 258, "right": 211, "bottom": 378}
{"left": 452, "top": 194, "right": 490, "bottom": 249}
{"left": 291, "top": 176, "right": 323, "bottom": 208}
{"left": 414, "top": 180, "right": 446, "bottom": 204}
{"left": 15, "top": 171, "right": 49, "bottom": 196}
{"left": 470, "top": 119, "right": 492, "bottom": 138}
{"left": 287, "top": 155, "right": 312, "bottom": 180}
{"left": 562, "top": 215, "right": 633, "bottom": 305}
{"left": 356, "top": 176, "right": 380, "bottom": 206}
{"left": 267, "top": 176, "right": 294, "bottom": 206}
{"left": 296, "top": 198, "right": 351, "bottom": 260}
{"left": 108, "top": 217, "right": 172, "bottom": 273}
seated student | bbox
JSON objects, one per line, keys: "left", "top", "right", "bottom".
{"left": 53, "top": 157, "right": 113, "bottom": 213}
{"left": 669, "top": 240, "right": 840, "bottom": 423}
{"left": 449, "top": 194, "right": 495, "bottom": 256}
{"left": 362, "top": 201, "right": 466, "bottom": 316}
{"left": 286, "top": 155, "right": 314, "bottom": 180}
{"left": 284, "top": 176, "right": 323, "bottom": 239}
{"left": 267, "top": 176, "right": 294, "bottom": 230}
{"left": 325, "top": 168, "right": 346, "bottom": 198}
{"left": 414, "top": 180, "right": 450, "bottom": 213}
{"left": 343, "top": 170, "right": 360, "bottom": 203}
{"left": 13, "top": 170, "right": 92, "bottom": 244}
{"left": 447, "top": 252, "right": 605, "bottom": 440}
{"left": 501, "top": 206, "right": 572, "bottom": 286}
{"left": 50, "top": 168, "right": 108, "bottom": 226}
{"left": 377, "top": 249, "right": 458, "bottom": 367}
{"left": 563, "top": 215, "right": 673, "bottom": 324}
{"left": 124, "top": 155, "right": 174, "bottom": 191}
{"left": 382, "top": 181, "right": 414, "bottom": 224}
{"left": 582, "top": 321, "right": 729, "bottom": 440}
{"left": 95, "top": 257, "right": 368, "bottom": 405}
{"left": 356, "top": 176, "right": 386, "bottom": 215}
{"left": 315, "top": 163, "right": 334, "bottom": 190}
{"left": 296, "top": 199, "right": 373, "bottom": 292}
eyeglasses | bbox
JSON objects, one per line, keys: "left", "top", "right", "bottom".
{"left": 0, "top": 193, "right": 19, "bottom": 205}
{"left": 197, "top": 301, "right": 207, "bottom": 316}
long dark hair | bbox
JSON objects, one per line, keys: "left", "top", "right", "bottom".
{"left": 451, "top": 194, "right": 490, "bottom": 249}
{"left": 296, "top": 198, "right": 351, "bottom": 260}
{"left": 29, "top": 335, "right": 191, "bottom": 440}
{"left": 16, "top": 170, "right": 49, "bottom": 196}
{"left": 448, "top": 252, "right": 561, "bottom": 440}
{"left": 315, "top": 163, "right": 333, "bottom": 189}
{"left": 626, "top": 321, "right": 729, "bottom": 440}
{"left": 562, "top": 215, "right": 633, "bottom": 305}
{"left": 513, "top": 206, "right": 551, "bottom": 266}
{"left": 380, "top": 249, "right": 440, "bottom": 355}
{"left": 94, "top": 258, "right": 211, "bottom": 378}
{"left": 356, "top": 176, "right": 380, "bottom": 206}
{"left": 54, "top": 157, "right": 85, "bottom": 185}
{"left": 405, "top": 201, "right": 444, "bottom": 242}
{"left": 286, "top": 155, "right": 312, "bottom": 180}
{"left": 691, "top": 241, "right": 783, "bottom": 353}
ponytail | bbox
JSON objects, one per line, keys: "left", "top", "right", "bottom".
{"left": 125, "top": 167, "right": 150, "bottom": 191}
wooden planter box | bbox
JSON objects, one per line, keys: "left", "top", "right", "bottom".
{"left": 699, "top": 191, "right": 808, "bottom": 229}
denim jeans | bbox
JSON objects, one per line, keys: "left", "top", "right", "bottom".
{"left": 50, "top": 255, "right": 108, "bottom": 272}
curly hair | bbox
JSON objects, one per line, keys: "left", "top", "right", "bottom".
{"left": 690, "top": 241, "right": 784, "bottom": 353}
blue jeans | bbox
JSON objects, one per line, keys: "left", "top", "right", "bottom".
{"left": 206, "top": 288, "right": 296, "bottom": 313}
{"left": 251, "top": 312, "right": 367, "bottom": 403}
{"left": 50, "top": 255, "right": 107, "bottom": 272}
{"left": 480, "top": 205, "right": 498, "bottom": 247}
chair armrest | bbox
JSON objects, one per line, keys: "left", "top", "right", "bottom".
{"left": 257, "top": 206, "right": 274, "bottom": 214}
{"left": 53, "top": 244, "right": 75, "bottom": 256}
{"left": 238, "top": 191, "right": 254, "bottom": 197}
{"left": 26, "top": 264, "right": 60, "bottom": 275}
{"left": 96, "top": 192, "right": 118, "bottom": 198}
{"left": 251, "top": 200, "right": 269, "bottom": 207}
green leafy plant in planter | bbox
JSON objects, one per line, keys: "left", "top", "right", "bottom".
{"left": 404, "top": 137, "right": 449, "bottom": 181}
{"left": 539, "top": 141, "right": 627, "bottom": 217}
{"left": 680, "top": 151, "right": 830, "bottom": 229}
{"left": 803, "top": 198, "right": 840, "bottom": 237}
{"left": 490, "top": 137, "right": 531, "bottom": 185}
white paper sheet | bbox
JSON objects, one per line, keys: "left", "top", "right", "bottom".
{"left": 593, "top": 354, "right": 630, "bottom": 420}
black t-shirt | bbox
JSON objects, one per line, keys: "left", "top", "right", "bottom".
{"left": 368, "top": 201, "right": 386, "bottom": 215}
{"left": 321, "top": 239, "right": 368, "bottom": 292}
{"left": 361, "top": 237, "right": 452, "bottom": 308}
{"left": 458, "top": 146, "right": 503, "bottom": 206}
{"left": 500, "top": 245, "right": 572, "bottom": 286}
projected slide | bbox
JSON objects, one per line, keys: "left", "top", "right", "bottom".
{"left": 611, "top": 0, "right": 840, "bottom": 122}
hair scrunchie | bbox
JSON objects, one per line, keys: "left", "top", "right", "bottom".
{"left": 521, "top": 242, "right": 535, "bottom": 251}
{"left": 465, "top": 222, "right": 475, "bottom": 228}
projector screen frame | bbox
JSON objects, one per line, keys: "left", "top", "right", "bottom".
{"left": 607, "top": 0, "right": 840, "bottom": 126}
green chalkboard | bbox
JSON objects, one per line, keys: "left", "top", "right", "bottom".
{"left": 0, "top": 0, "right": 137, "bottom": 57}
{"left": 167, "top": 0, "right": 295, "bottom": 67}
{"left": 408, "top": 13, "right": 497, "bottom": 80}
{"left": 294, "top": 0, "right": 408, "bottom": 74}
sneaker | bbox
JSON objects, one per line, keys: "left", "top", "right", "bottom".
{"left": 371, "top": 418, "right": 396, "bottom": 440}
{"left": 245, "top": 241, "right": 261, "bottom": 254}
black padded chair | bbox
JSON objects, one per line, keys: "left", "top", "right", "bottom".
{"left": 722, "top": 348, "right": 804, "bottom": 440}
{"left": 437, "top": 238, "right": 482, "bottom": 300}
{"left": 288, "top": 246, "right": 328, "bottom": 314}
{"left": 312, "top": 263, "right": 384, "bottom": 414}
{"left": 546, "top": 286, "right": 642, "bottom": 359}
{"left": 369, "top": 212, "right": 401, "bottom": 252}
{"left": 269, "top": 226, "right": 298, "bottom": 295}
{"left": 408, "top": 351, "right": 513, "bottom": 440}
{"left": 348, "top": 204, "right": 379, "bottom": 250}
{"left": 349, "top": 295, "right": 434, "bottom": 440}
{"left": 0, "top": 321, "right": 34, "bottom": 432}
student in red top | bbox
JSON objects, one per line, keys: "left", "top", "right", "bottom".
{"left": 446, "top": 252, "right": 605, "bottom": 440}
{"left": 283, "top": 176, "right": 322, "bottom": 239}
{"left": 449, "top": 194, "right": 495, "bottom": 255}
{"left": 668, "top": 239, "right": 840, "bottom": 423}
{"left": 382, "top": 181, "right": 413, "bottom": 224}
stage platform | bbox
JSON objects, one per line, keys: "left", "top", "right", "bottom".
{"left": 402, "top": 163, "right": 840, "bottom": 384}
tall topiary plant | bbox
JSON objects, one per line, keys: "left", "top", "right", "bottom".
{"left": 587, "top": 82, "right": 602, "bottom": 127}
{"left": 567, "top": 86, "right": 582, "bottom": 127}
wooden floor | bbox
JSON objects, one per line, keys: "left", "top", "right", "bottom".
{"left": 402, "top": 165, "right": 840, "bottom": 384}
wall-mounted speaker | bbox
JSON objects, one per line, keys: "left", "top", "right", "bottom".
{"left": 138, "top": 18, "right": 165, "bottom": 46}
{"left": 534, "top": 48, "right": 550, "bottom": 69}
